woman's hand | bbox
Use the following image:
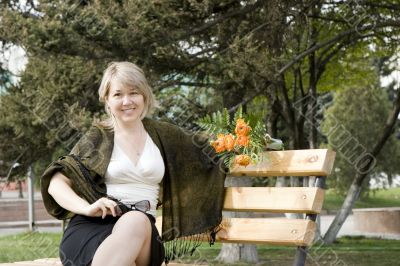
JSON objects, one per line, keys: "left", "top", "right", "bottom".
{"left": 83, "top": 197, "right": 121, "bottom": 218}
{"left": 48, "top": 173, "right": 123, "bottom": 218}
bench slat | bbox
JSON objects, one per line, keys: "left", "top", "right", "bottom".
{"left": 8, "top": 261, "right": 59, "bottom": 266}
{"left": 156, "top": 217, "right": 316, "bottom": 247}
{"left": 13, "top": 261, "right": 59, "bottom": 266}
{"left": 224, "top": 187, "right": 324, "bottom": 214}
{"left": 216, "top": 218, "right": 316, "bottom": 246}
{"left": 0, "top": 259, "right": 184, "bottom": 266}
{"left": 230, "top": 149, "right": 336, "bottom": 177}
{"left": 12, "top": 261, "right": 55, "bottom": 266}
{"left": 27, "top": 259, "right": 60, "bottom": 265}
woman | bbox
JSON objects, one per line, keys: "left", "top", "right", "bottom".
{"left": 41, "top": 62, "right": 226, "bottom": 266}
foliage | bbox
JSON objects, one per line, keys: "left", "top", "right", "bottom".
{"left": 0, "top": 0, "right": 400, "bottom": 191}
{"left": 1, "top": 0, "right": 280, "bottom": 176}
{"left": 320, "top": 86, "right": 400, "bottom": 195}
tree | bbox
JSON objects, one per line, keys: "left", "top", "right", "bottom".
{"left": 323, "top": 85, "right": 400, "bottom": 243}
{"left": 321, "top": 85, "right": 398, "bottom": 194}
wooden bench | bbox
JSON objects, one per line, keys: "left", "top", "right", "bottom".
{"left": 1, "top": 149, "right": 335, "bottom": 266}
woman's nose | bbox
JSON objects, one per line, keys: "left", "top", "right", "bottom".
{"left": 122, "top": 95, "right": 133, "bottom": 105}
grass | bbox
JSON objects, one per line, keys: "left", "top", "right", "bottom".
{"left": 0, "top": 232, "right": 61, "bottom": 263}
{"left": 323, "top": 187, "right": 400, "bottom": 212}
{"left": 0, "top": 233, "right": 399, "bottom": 265}
{"left": 179, "top": 237, "right": 400, "bottom": 266}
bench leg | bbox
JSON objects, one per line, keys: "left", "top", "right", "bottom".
{"left": 292, "top": 176, "right": 325, "bottom": 266}
{"left": 293, "top": 246, "right": 307, "bottom": 266}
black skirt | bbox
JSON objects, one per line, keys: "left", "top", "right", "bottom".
{"left": 59, "top": 211, "right": 165, "bottom": 266}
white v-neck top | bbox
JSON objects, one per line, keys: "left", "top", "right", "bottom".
{"left": 104, "top": 133, "right": 165, "bottom": 217}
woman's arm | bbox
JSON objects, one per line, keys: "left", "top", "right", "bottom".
{"left": 48, "top": 172, "right": 118, "bottom": 218}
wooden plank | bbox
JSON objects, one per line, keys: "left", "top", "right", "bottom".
{"left": 31, "top": 259, "right": 60, "bottom": 265}
{"left": 5, "top": 262, "right": 52, "bottom": 266}
{"left": 216, "top": 218, "right": 316, "bottom": 246}
{"left": 156, "top": 217, "right": 316, "bottom": 247}
{"left": 0, "top": 261, "right": 178, "bottom": 266}
{"left": 0, "top": 259, "right": 178, "bottom": 266}
{"left": 229, "top": 149, "right": 336, "bottom": 177}
{"left": 156, "top": 216, "right": 162, "bottom": 234}
{"left": 13, "top": 261, "right": 50, "bottom": 266}
{"left": 13, "top": 261, "right": 58, "bottom": 266}
{"left": 0, "top": 258, "right": 61, "bottom": 266}
{"left": 223, "top": 187, "right": 325, "bottom": 214}
{"left": 0, "top": 258, "right": 183, "bottom": 266}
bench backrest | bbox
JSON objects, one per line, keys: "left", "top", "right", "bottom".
{"left": 156, "top": 149, "right": 336, "bottom": 264}
{"left": 217, "top": 149, "right": 335, "bottom": 247}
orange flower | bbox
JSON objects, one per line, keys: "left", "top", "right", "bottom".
{"left": 236, "top": 134, "right": 249, "bottom": 147}
{"left": 211, "top": 134, "right": 226, "bottom": 153}
{"left": 235, "top": 118, "right": 251, "bottom": 136}
{"left": 224, "top": 134, "right": 235, "bottom": 151}
{"left": 234, "top": 154, "right": 251, "bottom": 166}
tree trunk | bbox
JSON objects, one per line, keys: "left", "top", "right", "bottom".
{"left": 323, "top": 178, "right": 362, "bottom": 243}
{"left": 216, "top": 176, "right": 259, "bottom": 263}
{"left": 307, "top": 7, "right": 320, "bottom": 238}
{"left": 323, "top": 87, "right": 400, "bottom": 244}
{"left": 387, "top": 172, "right": 392, "bottom": 187}
{"left": 18, "top": 180, "right": 23, "bottom": 198}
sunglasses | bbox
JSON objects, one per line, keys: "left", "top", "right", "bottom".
{"left": 123, "top": 200, "right": 151, "bottom": 213}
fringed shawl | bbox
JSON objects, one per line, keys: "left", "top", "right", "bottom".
{"left": 41, "top": 118, "right": 226, "bottom": 262}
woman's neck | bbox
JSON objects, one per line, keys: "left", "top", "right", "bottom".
{"left": 114, "top": 120, "right": 144, "bottom": 136}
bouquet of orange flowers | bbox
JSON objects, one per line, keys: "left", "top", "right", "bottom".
{"left": 197, "top": 107, "right": 283, "bottom": 169}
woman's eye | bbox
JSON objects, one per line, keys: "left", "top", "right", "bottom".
{"left": 113, "top": 93, "right": 121, "bottom": 97}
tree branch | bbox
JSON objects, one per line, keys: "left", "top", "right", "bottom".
{"left": 306, "top": 14, "right": 348, "bottom": 24}
{"left": 277, "top": 20, "right": 400, "bottom": 75}
{"left": 188, "top": 0, "right": 266, "bottom": 36}
{"left": 155, "top": 80, "right": 217, "bottom": 91}
{"left": 227, "top": 82, "right": 269, "bottom": 114}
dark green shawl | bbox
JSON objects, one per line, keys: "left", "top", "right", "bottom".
{"left": 41, "top": 118, "right": 226, "bottom": 246}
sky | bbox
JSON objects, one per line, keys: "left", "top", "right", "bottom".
{"left": 1, "top": 45, "right": 27, "bottom": 84}
{"left": 381, "top": 58, "right": 400, "bottom": 88}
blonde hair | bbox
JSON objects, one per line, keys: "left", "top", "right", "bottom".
{"left": 97, "top": 61, "right": 157, "bottom": 129}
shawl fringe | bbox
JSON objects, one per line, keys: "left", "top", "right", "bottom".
{"left": 164, "top": 224, "right": 222, "bottom": 264}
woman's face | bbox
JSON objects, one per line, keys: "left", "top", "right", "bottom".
{"left": 106, "top": 84, "right": 145, "bottom": 125}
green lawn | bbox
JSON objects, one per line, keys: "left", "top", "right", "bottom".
{"left": 180, "top": 237, "right": 400, "bottom": 266}
{"left": 323, "top": 187, "right": 400, "bottom": 212}
{"left": 0, "top": 232, "right": 61, "bottom": 263}
{"left": 1, "top": 233, "right": 399, "bottom": 265}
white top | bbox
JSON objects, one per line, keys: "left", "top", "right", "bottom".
{"left": 105, "top": 133, "right": 165, "bottom": 217}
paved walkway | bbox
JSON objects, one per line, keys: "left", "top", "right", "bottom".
{"left": 320, "top": 214, "right": 400, "bottom": 240}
